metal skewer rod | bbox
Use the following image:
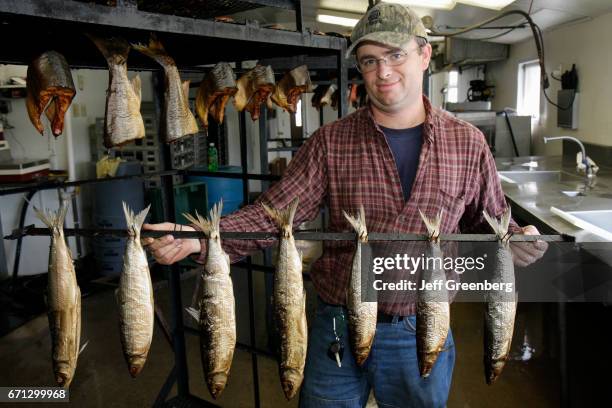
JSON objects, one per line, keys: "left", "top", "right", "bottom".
{"left": 4, "top": 226, "right": 574, "bottom": 242}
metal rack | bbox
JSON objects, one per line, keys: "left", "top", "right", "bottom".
{"left": 0, "top": 0, "right": 347, "bottom": 407}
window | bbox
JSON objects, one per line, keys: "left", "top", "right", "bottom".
{"left": 517, "top": 60, "right": 541, "bottom": 121}
{"left": 447, "top": 70, "right": 458, "bottom": 103}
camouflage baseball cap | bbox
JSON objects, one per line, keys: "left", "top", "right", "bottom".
{"left": 346, "top": 2, "right": 428, "bottom": 58}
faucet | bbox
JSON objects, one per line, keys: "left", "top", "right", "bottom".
{"left": 543, "top": 136, "right": 594, "bottom": 187}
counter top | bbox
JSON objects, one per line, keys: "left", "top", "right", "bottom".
{"left": 495, "top": 156, "right": 612, "bottom": 241}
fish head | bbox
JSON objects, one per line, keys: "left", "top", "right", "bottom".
{"left": 54, "top": 366, "right": 74, "bottom": 388}
{"left": 281, "top": 368, "right": 302, "bottom": 400}
{"left": 207, "top": 372, "right": 228, "bottom": 399}
{"left": 485, "top": 358, "right": 507, "bottom": 385}
{"left": 127, "top": 356, "right": 147, "bottom": 378}
{"left": 418, "top": 351, "right": 436, "bottom": 378}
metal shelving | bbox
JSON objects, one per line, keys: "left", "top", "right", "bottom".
{"left": 0, "top": 1, "right": 348, "bottom": 407}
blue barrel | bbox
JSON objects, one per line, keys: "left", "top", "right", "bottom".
{"left": 187, "top": 165, "right": 244, "bottom": 215}
{"left": 93, "top": 161, "right": 145, "bottom": 216}
{"left": 92, "top": 161, "right": 145, "bottom": 276}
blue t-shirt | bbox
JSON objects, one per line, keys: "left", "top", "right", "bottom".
{"left": 380, "top": 124, "right": 423, "bottom": 201}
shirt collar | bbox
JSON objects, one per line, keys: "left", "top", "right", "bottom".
{"left": 364, "top": 95, "right": 438, "bottom": 144}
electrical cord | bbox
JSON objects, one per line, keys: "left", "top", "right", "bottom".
{"left": 534, "top": 23, "right": 576, "bottom": 110}
{"left": 474, "top": 26, "right": 519, "bottom": 41}
{"left": 543, "top": 86, "right": 575, "bottom": 110}
{"left": 430, "top": 10, "right": 578, "bottom": 110}
{"left": 430, "top": 10, "right": 548, "bottom": 90}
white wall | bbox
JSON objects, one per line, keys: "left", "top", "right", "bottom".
{"left": 488, "top": 11, "right": 612, "bottom": 155}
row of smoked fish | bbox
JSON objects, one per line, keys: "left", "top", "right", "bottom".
{"left": 34, "top": 201, "right": 153, "bottom": 387}
{"left": 26, "top": 34, "right": 315, "bottom": 148}
{"left": 35, "top": 191, "right": 515, "bottom": 393}
{"left": 310, "top": 83, "right": 366, "bottom": 111}
{"left": 183, "top": 199, "right": 518, "bottom": 401}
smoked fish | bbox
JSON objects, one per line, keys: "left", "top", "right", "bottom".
{"left": 416, "top": 209, "right": 450, "bottom": 377}
{"left": 234, "top": 65, "right": 275, "bottom": 120}
{"left": 132, "top": 35, "right": 198, "bottom": 142}
{"left": 88, "top": 34, "right": 145, "bottom": 148}
{"left": 343, "top": 205, "right": 377, "bottom": 366}
{"left": 26, "top": 51, "right": 76, "bottom": 137}
{"left": 483, "top": 208, "right": 517, "bottom": 385}
{"left": 118, "top": 203, "right": 154, "bottom": 377}
{"left": 195, "top": 62, "right": 237, "bottom": 128}
{"left": 183, "top": 202, "right": 236, "bottom": 399}
{"left": 263, "top": 198, "right": 307, "bottom": 400}
{"left": 34, "top": 203, "right": 81, "bottom": 388}
{"left": 270, "top": 65, "right": 312, "bottom": 113}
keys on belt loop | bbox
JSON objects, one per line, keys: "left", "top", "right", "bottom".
{"left": 327, "top": 316, "right": 345, "bottom": 368}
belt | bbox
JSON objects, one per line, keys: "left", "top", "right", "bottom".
{"left": 376, "top": 311, "right": 405, "bottom": 323}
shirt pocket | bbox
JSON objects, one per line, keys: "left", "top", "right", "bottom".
{"left": 437, "top": 186, "right": 465, "bottom": 232}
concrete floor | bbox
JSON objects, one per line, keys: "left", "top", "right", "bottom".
{"left": 0, "top": 267, "right": 561, "bottom": 408}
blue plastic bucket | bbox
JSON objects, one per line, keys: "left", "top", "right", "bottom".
{"left": 186, "top": 165, "right": 244, "bottom": 215}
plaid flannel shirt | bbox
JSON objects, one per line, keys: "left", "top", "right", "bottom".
{"left": 194, "top": 95, "right": 520, "bottom": 315}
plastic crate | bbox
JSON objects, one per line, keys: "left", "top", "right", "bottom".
{"left": 146, "top": 181, "right": 208, "bottom": 224}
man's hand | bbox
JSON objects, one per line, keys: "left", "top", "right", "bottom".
{"left": 510, "top": 225, "right": 548, "bottom": 267}
{"left": 141, "top": 223, "right": 202, "bottom": 265}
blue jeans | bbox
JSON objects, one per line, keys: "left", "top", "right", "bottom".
{"left": 299, "top": 300, "right": 455, "bottom": 408}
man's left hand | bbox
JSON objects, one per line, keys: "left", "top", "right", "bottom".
{"left": 510, "top": 225, "right": 548, "bottom": 267}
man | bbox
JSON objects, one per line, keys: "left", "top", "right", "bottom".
{"left": 143, "top": 3, "right": 546, "bottom": 407}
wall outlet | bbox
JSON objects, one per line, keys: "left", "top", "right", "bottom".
{"left": 80, "top": 104, "right": 87, "bottom": 117}
{"left": 72, "top": 103, "right": 80, "bottom": 117}
{"left": 77, "top": 74, "right": 85, "bottom": 91}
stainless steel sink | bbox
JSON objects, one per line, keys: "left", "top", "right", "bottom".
{"left": 550, "top": 208, "right": 612, "bottom": 241}
{"left": 498, "top": 170, "right": 582, "bottom": 184}
{"left": 561, "top": 191, "right": 585, "bottom": 197}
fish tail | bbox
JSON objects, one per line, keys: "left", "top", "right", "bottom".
{"left": 86, "top": 33, "right": 130, "bottom": 66}
{"left": 208, "top": 200, "right": 223, "bottom": 233}
{"left": 419, "top": 208, "right": 443, "bottom": 239}
{"left": 122, "top": 202, "right": 150, "bottom": 238}
{"left": 33, "top": 202, "right": 68, "bottom": 231}
{"left": 483, "top": 207, "right": 511, "bottom": 240}
{"left": 183, "top": 209, "right": 213, "bottom": 236}
{"left": 262, "top": 197, "right": 299, "bottom": 230}
{"left": 131, "top": 35, "right": 174, "bottom": 69}
{"left": 342, "top": 205, "right": 368, "bottom": 242}
{"left": 33, "top": 207, "right": 54, "bottom": 229}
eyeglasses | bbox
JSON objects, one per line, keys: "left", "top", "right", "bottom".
{"left": 356, "top": 48, "right": 419, "bottom": 73}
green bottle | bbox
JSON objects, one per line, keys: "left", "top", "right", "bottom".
{"left": 207, "top": 142, "right": 218, "bottom": 172}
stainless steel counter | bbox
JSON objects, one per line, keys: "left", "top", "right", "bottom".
{"left": 495, "top": 155, "right": 612, "bottom": 241}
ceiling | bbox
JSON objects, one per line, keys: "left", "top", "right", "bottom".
{"left": 232, "top": 0, "right": 612, "bottom": 44}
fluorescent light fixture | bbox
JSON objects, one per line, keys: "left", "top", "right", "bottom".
{"left": 317, "top": 14, "right": 359, "bottom": 27}
{"left": 383, "top": 0, "right": 515, "bottom": 10}
{"left": 382, "top": 0, "right": 456, "bottom": 10}
{"left": 457, "top": 0, "right": 515, "bottom": 10}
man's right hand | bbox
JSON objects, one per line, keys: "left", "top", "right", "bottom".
{"left": 141, "top": 223, "right": 202, "bottom": 265}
